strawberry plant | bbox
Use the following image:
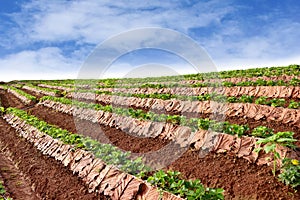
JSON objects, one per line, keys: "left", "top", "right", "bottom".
{"left": 239, "top": 95, "right": 254, "bottom": 103}
{"left": 197, "top": 118, "right": 211, "bottom": 130}
{"left": 224, "top": 123, "right": 249, "bottom": 137}
{"left": 145, "top": 170, "right": 224, "bottom": 200}
{"left": 255, "top": 96, "right": 270, "bottom": 105}
{"left": 210, "top": 121, "right": 227, "bottom": 133}
{"left": 197, "top": 94, "right": 211, "bottom": 101}
{"left": 0, "top": 107, "right": 4, "bottom": 115}
{"left": 166, "top": 115, "right": 181, "bottom": 124}
{"left": 222, "top": 81, "right": 234, "bottom": 87}
{"left": 251, "top": 126, "right": 274, "bottom": 138}
{"left": 269, "top": 98, "right": 285, "bottom": 107}
{"left": 278, "top": 158, "right": 300, "bottom": 189}
{"left": 226, "top": 96, "right": 238, "bottom": 103}
{"left": 0, "top": 181, "right": 6, "bottom": 195}
{"left": 255, "top": 79, "right": 267, "bottom": 86}
{"left": 255, "top": 132, "right": 297, "bottom": 176}
{"left": 289, "top": 78, "right": 300, "bottom": 86}
{"left": 288, "top": 100, "right": 300, "bottom": 109}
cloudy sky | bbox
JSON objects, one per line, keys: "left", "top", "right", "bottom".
{"left": 0, "top": 0, "right": 299, "bottom": 81}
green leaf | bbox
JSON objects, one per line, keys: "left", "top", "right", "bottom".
{"left": 274, "top": 151, "right": 281, "bottom": 159}
{"left": 264, "top": 144, "right": 276, "bottom": 153}
{"left": 276, "top": 138, "right": 297, "bottom": 143}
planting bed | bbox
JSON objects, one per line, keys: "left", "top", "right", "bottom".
{"left": 25, "top": 103, "right": 300, "bottom": 199}
{"left": 1, "top": 65, "right": 300, "bottom": 200}
{"left": 0, "top": 117, "right": 108, "bottom": 200}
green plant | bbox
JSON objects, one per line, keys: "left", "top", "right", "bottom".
{"left": 239, "top": 95, "right": 254, "bottom": 103}
{"left": 146, "top": 170, "right": 224, "bottom": 200}
{"left": 226, "top": 96, "right": 238, "bottom": 103}
{"left": 0, "top": 107, "right": 4, "bottom": 115}
{"left": 0, "top": 181, "right": 6, "bottom": 195}
{"left": 288, "top": 100, "right": 300, "bottom": 109}
{"left": 269, "top": 98, "right": 286, "bottom": 107}
{"left": 255, "top": 96, "right": 270, "bottom": 105}
{"left": 8, "top": 86, "right": 37, "bottom": 102}
{"left": 251, "top": 126, "right": 274, "bottom": 138}
{"left": 278, "top": 158, "right": 300, "bottom": 189}
{"left": 289, "top": 78, "right": 300, "bottom": 86}
{"left": 6, "top": 107, "right": 148, "bottom": 175}
{"left": 255, "top": 132, "right": 297, "bottom": 176}
{"left": 224, "top": 124, "right": 249, "bottom": 137}
{"left": 27, "top": 84, "right": 61, "bottom": 95}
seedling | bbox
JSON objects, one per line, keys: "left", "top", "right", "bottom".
{"left": 146, "top": 170, "right": 224, "bottom": 199}
{"left": 255, "top": 132, "right": 297, "bottom": 176}
{"left": 278, "top": 158, "right": 300, "bottom": 189}
{"left": 251, "top": 126, "right": 274, "bottom": 138}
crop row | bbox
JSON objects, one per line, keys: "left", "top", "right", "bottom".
{"left": 0, "top": 85, "right": 36, "bottom": 105}
{"left": 23, "top": 70, "right": 300, "bottom": 91}
{"left": 66, "top": 91, "right": 300, "bottom": 130}
{"left": 2, "top": 107, "right": 224, "bottom": 199}
{"left": 22, "top": 85, "right": 61, "bottom": 97}
{"left": 13, "top": 83, "right": 300, "bottom": 109}
{"left": 35, "top": 100, "right": 300, "bottom": 189}
{"left": 35, "top": 98, "right": 299, "bottom": 171}
{"left": 111, "top": 74, "right": 298, "bottom": 88}
{"left": 69, "top": 88, "right": 300, "bottom": 109}
{"left": 101, "top": 65, "right": 300, "bottom": 85}
{"left": 37, "top": 83, "right": 73, "bottom": 92}
{"left": 3, "top": 84, "right": 299, "bottom": 133}
{"left": 42, "top": 95, "right": 291, "bottom": 138}
{"left": 94, "top": 77, "right": 300, "bottom": 89}
{"left": 90, "top": 85, "right": 300, "bottom": 100}
{"left": 15, "top": 65, "right": 300, "bottom": 87}
{"left": 35, "top": 79, "right": 300, "bottom": 102}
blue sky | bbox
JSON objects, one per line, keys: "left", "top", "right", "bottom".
{"left": 0, "top": 0, "right": 299, "bottom": 81}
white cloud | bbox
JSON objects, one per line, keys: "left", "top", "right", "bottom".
{"left": 7, "top": 0, "right": 233, "bottom": 45}
{"left": 0, "top": 47, "right": 80, "bottom": 82}
{"left": 0, "top": 0, "right": 299, "bottom": 81}
{"left": 215, "top": 55, "right": 300, "bottom": 71}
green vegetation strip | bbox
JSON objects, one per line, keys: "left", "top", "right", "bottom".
{"left": 6, "top": 107, "right": 146, "bottom": 175}
{"left": 25, "top": 84, "right": 61, "bottom": 95}
{"left": 74, "top": 89, "right": 300, "bottom": 109}
{"left": 40, "top": 96, "right": 293, "bottom": 138}
{"left": 139, "top": 170, "right": 224, "bottom": 199}
{"left": 5, "top": 107, "right": 224, "bottom": 199}
{"left": 253, "top": 132, "right": 299, "bottom": 189}
{"left": 21, "top": 65, "right": 300, "bottom": 88}
{"left": 112, "top": 65, "right": 300, "bottom": 84}
{"left": 95, "top": 77, "right": 300, "bottom": 89}
{"left": 8, "top": 86, "right": 36, "bottom": 102}
{"left": 0, "top": 181, "right": 6, "bottom": 196}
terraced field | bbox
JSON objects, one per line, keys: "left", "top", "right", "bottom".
{"left": 0, "top": 65, "right": 299, "bottom": 200}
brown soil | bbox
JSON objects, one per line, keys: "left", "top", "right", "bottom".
{"left": 28, "top": 104, "right": 300, "bottom": 200}
{"left": 0, "top": 141, "right": 40, "bottom": 200}
{"left": 0, "top": 118, "right": 109, "bottom": 200}
{"left": 21, "top": 88, "right": 45, "bottom": 99}
{"left": 72, "top": 95, "right": 300, "bottom": 147}
{"left": 28, "top": 105, "right": 170, "bottom": 153}
{"left": 0, "top": 89, "right": 26, "bottom": 109}
{"left": 225, "top": 116, "right": 300, "bottom": 147}
{"left": 2, "top": 90, "right": 300, "bottom": 199}
{"left": 167, "top": 150, "right": 300, "bottom": 200}
{"left": 70, "top": 95, "right": 300, "bottom": 136}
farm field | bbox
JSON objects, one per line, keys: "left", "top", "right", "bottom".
{"left": 0, "top": 65, "right": 300, "bottom": 200}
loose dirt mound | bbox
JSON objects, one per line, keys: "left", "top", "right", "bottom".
{"left": 0, "top": 118, "right": 110, "bottom": 200}
{"left": 26, "top": 103, "right": 300, "bottom": 199}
